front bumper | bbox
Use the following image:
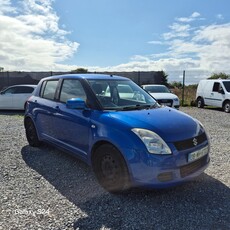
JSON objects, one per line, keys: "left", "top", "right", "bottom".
{"left": 123, "top": 141, "right": 210, "bottom": 188}
{"left": 157, "top": 99, "right": 180, "bottom": 109}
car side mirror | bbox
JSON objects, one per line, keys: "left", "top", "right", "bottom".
{"left": 66, "top": 98, "right": 88, "bottom": 110}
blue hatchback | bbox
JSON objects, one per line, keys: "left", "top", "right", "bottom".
{"left": 24, "top": 74, "right": 210, "bottom": 192}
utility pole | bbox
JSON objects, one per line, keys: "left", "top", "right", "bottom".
{"left": 182, "top": 70, "right": 185, "bottom": 106}
{"left": 0, "top": 67, "right": 5, "bottom": 90}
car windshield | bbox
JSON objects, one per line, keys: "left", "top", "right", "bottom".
{"left": 144, "top": 85, "right": 170, "bottom": 93}
{"left": 88, "top": 79, "right": 158, "bottom": 110}
{"left": 223, "top": 81, "right": 230, "bottom": 92}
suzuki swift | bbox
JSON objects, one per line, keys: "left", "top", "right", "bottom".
{"left": 24, "top": 74, "right": 210, "bottom": 192}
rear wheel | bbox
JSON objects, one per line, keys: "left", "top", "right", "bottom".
{"left": 92, "top": 144, "right": 130, "bottom": 193}
{"left": 197, "top": 98, "right": 204, "bottom": 108}
{"left": 25, "top": 118, "right": 41, "bottom": 147}
{"left": 223, "top": 101, "right": 230, "bottom": 113}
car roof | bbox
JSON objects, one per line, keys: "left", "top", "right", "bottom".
{"left": 41, "top": 74, "right": 129, "bottom": 81}
{"left": 6, "top": 84, "right": 37, "bottom": 88}
{"left": 200, "top": 79, "right": 230, "bottom": 82}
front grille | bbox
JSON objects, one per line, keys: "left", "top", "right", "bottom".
{"left": 180, "top": 156, "right": 207, "bottom": 178}
{"left": 174, "top": 132, "right": 207, "bottom": 151}
{"left": 157, "top": 99, "right": 173, "bottom": 107}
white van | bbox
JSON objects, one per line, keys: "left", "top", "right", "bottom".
{"left": 196, "top": 79, "right": 230, "bottom": 113}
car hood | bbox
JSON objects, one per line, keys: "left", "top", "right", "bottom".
{"left": 108, "top": 107, "right": 202, "bottom": 142}
{"left": 149, "top": 92, "right": 178, "bottom": 100}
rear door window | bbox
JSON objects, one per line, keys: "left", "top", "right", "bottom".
{"left": 41, "top": 80, "right": 59, "bottom": 100}
{"left": 14, "top": 86, "right": 34, "bottom": 94}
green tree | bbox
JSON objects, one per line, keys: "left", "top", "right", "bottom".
{"left": 208, "top": 72, "right": 230, "bottom": 79}
{"left": 169, "top": 81, "right": 183, "bottom": 89}
{"left": 71, "top": 68, "right": 88, "bottom": 73}
{"left": 159, "top": 71, "right": 169, "bottom": 86}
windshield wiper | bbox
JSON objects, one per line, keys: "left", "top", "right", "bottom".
{"left": 121, "top": 104, "right": 156, "bottom": 111}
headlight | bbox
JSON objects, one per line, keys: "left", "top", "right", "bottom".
{"left": 193, "top": 118, "right": 204, "bottom": 128}
{"left": 194, "top": 119, "right": 206, "bottom": 133}
{"left": 132, "top": 128, "right": 172, "bottom": 155}
{"left": 174, "top": 98, "right": 179, "bottom": 102}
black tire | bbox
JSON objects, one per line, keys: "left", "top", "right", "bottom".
{"left": 25, "top": 118, "right": 41, "bottom": 147}
{"left": 197, "top": 98, "right": 204, "bottom": 108}
{"left": 223, "top": 101, "right": 230, "bottom": 113}
{"left": 92, "top": 144, "right": 130, "bottom": 193}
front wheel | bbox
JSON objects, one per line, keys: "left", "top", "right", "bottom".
{"left": 92, "top": 144, "right": 130, "bottom": 193}
{"left": 25, "top": 118, "right": 41, "bottom": 147}
{"left": 223, "top": 101, "right": 230, "bottom": 113}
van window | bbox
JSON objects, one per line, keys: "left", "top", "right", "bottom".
{"left": 223, "top": 81, "right": 230, "bottom": 92}
{"left": 212, "top": 82, "right": 220, "bottom": 92}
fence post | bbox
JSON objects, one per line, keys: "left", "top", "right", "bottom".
{"left": 138, "top": 71, "right": 141, "bottom": 85}
{"left": 182, "top": 70, "right": 185, "bottom": 106}
{"left": 7, "top": 71, "right": 10, "bottom": 87}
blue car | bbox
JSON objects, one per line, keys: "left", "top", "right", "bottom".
{"left": 24, "top": 74, "right": 210, "bottom": 192}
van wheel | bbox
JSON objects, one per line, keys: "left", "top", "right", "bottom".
{"left": 197, "top": 98, "right": 204, "bottom": 108}
{"left": 92, "top": 144, "right": 130, "bottom": 193}
{"left": 223, "top": 101, "right": 230, "bottom": 113}
{"left": 25, "top": 118, "right": 41, "bottom": 147}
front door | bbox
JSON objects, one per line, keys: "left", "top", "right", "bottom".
{"left": 51, "top": 79, "right": 91, "bottom": 159}
{"left": 210, "top": 82, "right": 225, "bottom": 107}
{"left": 0, "top": 87, "right": 14, "bottom": 109}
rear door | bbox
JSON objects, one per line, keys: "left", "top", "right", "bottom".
{"left": 35, "top": 80, "right": 60, "bottom": 138}
{"left": 11, "top": 86, "right": 35, "bottom": 109}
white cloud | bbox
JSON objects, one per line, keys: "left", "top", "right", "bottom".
{"left": 192, "top": 23, "right": 230, "bottom": 72}
{"left": 148, "top": 40, "right": 164, "bottom": 45}
{"left": 0, "top": 0, "right": 17, "bottom": 15}
{"left": 163, "top": 23, "right": 191, "bottom": 40}
{"left": 0, "top": 0, "right": 79, "bottom": 71}
{"left": 169, "top": 23, "right": 190, "bottom": 32}
{"left": 89, "top": 13, "right": 230, "bottom": 83}
{"left": 1, "top": 4, "right": 230, "bottom": 85}
{"left": 216, "top": 14, "right": 224, "bottom": 20}
{"left": 191, "top": 12, "right": 200, "bottom": 18}
{"left": 176, "top": 11, "right": 202, "bottom": 23}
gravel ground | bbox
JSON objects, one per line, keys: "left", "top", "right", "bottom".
{"left": 0, "top": 107, "right": 230, "bottom": 230}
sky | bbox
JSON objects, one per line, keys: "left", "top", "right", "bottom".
{"left": 1, "top": 0, "right": 230, "bottom": 84}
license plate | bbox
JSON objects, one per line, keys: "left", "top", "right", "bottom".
{"left": 188, "top": 146, "right": 209, "bottom": 162}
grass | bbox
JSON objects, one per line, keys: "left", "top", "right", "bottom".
{"left": 172, "top": 86, "right": 197, "bottom": 106}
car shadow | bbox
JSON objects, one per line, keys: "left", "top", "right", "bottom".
{"left": 21, "top": 145, "right": 230, "bottom": 230}
{"left": 0, "top": 110, "right": 25, "bottom": 115}
{"left": 202, "top": 107, "right": 223, "bottom": 112}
